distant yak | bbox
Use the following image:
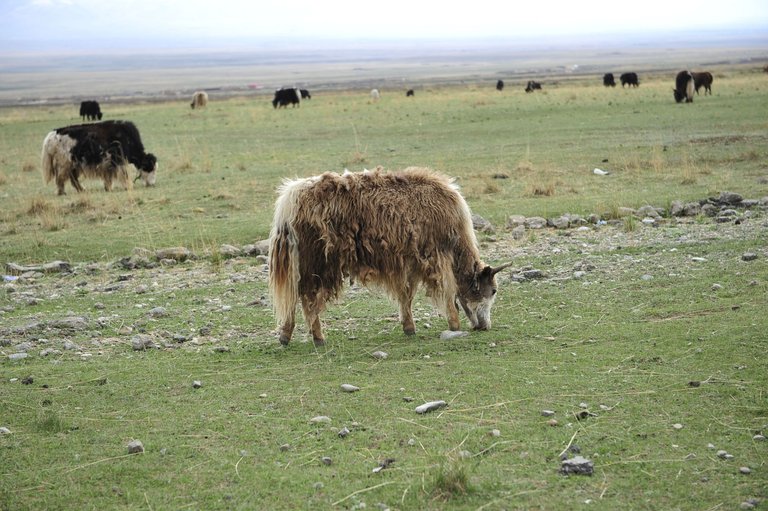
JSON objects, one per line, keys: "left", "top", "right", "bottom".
{"left": 79, "top": 100, "right": 102, "bottom": 121}
{"left": 673, "top": 70, "right": 695, "bottom": 103}
{"left": 691, "top": 72, "right": 713, "bottom": 95}
{"left": 273, "top": 88, "right": 301, "bottom": 108}
{"left": 525, "top": 81, "right": 542, "bottom": 93}
{"left": 603, "top": 73, "right": 616, "bottom": 87}
{"left": 42, "top": 120, "right": 157, "bottom": 195}
{"left": 620, "top": 72, "right": 639, "bottom": 87}
{"left": 190, "top": 91, "right": 208, "bottom": 109}
{"left": 496, "top": 80, "right": 504, "bottom": 91}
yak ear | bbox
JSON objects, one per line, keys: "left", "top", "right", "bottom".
{"left": 490, "top": 262, "right": 514, "bottom": 276}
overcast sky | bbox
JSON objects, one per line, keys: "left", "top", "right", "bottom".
{"left": 2, "top": 0, "right": 767, "bottom": 51}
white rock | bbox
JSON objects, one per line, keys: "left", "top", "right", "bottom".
{"left": 440, "top": 330, "right": 469, "bottom": 340}
{"left": 371, "top": 351, "right": 388, "bottom": 360}
{"left": 593, "top": 168, "right": 610, "bottom": 176}
{"left": 672, "top": 423, "right": 684, "bottom": 430}
{"left": 340, "top": 384, "right": 360, "bottom": 393}
{"left": 0, "top": 427, "right": 11, "bottom": 435}
{"left": 310, "top": 416, "right": 332, "bottom": 424}
{"left": 415, "top": 400, "right": 447, "bottom": 414}
{"left": 127, "top": 440, "right": 144, "bottom": 454}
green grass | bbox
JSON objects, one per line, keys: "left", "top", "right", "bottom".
{"left": 1, "top": 69, "right": 767, "bottom": 510}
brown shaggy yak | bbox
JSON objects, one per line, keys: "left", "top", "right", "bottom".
{"left": 268, "top": 167, "right": 512, "bottom": 346}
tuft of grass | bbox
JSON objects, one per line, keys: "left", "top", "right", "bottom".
{"left": 36, "top": 411, "right": 66, "bottom": 434}
{"left": 22, "top": 161, "right": 36, "bottom": 173}
{"left": 525, "top": 180, "right": 555, "bottom": 197}
{"left": 430, "top": 460, "right": 472, "bottom": 501}
{"left": 27, "top": 196, "right": 52, "bottom": 216}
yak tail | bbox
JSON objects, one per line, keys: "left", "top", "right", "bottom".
{"left": 41, "top": 131, "right": 57, "bottom": 184}
{"left": 269, "top": 222, "right": 300, "bottom": 328}
{"left": 269, "top": 179, "right": 309, "bottom": 328}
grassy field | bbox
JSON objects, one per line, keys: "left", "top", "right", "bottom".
{"left": 1, "top": 67, "right": 767, "bottom": 510}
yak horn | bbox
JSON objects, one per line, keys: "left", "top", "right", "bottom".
{"left": 491, "top": 262, "right": 515, "bottom": 276}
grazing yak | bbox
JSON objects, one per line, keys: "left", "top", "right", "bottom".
{"left": 79, "top": 100, "right": 102, "bottom": 121}
{"left": 190, "top": 91, "right": 208, "bottom": 109}
{"left": 300, "top": 89, "right": 312, "bottom": 99}
{"left": 406, "top": 89, "right": 415, "bottom": 97}
{"left": 603, "top": 73, "right": 616, "bottom": 87}
{"left": 42, "top": 120, "right": 157, "bottom": 195}
{"left": 272, "top": 88, "right": 301, "bottom": 108}
{"left": 496, "top": 80, "right": 504, "bottom": 91}
{"left": 525, "top": 80, "right": 542, "bottom": 92}
{"left": 673, "top": 70, "right": 695, "bottom": 103}
{"left": 620, "top": 72, "right": 639, "bottom": 87}
{"left": 692, "top": 71, "right": 713, "bottom": 95}
{"left": 268, "top": 167, "right": 512, "bottom": 346}
{"left": 370, "top": 89, "right": 380, "bottom": 101}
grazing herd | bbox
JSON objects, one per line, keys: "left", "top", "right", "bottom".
{"left": 38, "top": 64, "right": 722, "bottom": 344}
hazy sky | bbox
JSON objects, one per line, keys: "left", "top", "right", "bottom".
{"left": 2, "top": 0, "right": 767, "bottom": 50}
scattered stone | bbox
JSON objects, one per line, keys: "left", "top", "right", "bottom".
{"left": 440, "top": 330, "right": 468, "bottom": 340}
{"left": 148, "top": 306, "right": 168, "bottom": 317}
{"left": 320, "top": 456, "right": 332, "bottom": 466}
{"left": 717, "top": 450, "right": 734, "bottom": 460}
{"left": 711, "top": 283, "right": 722, "bottom": 291}
{"left": 472, "top": 214, "right": 494, "bottom": 233}
{"left": 212, "top": 346, "right": 230, "bottom": 353}
{"left": 63, "top": 340, "right": 79, "bottom": 351}
{"left": 740, "top": 467, "right": 751, "bottom": 474}
{"left": 672, "top": 423, "right": 684, "bottom": 430}
{"left": 559, "top": 456, "right": 594, "bottom": 476}
{"left": 5, "top": 261, "right": 71, "bottom": 274}
{"left": 547, "top": 419, "right": 559, "bottom": 427}
{"left": 219, "top": 244, "right": 242, "bottom": 258}
{"left": 127, "top": 440, "right": 144, "bottom": 454}
{"left": 8, "top": 353, "right": 28, "bottom": 361}
{"left": 371, "top": 351, "right": 388, "bottom": 360}
{"left": 155, "top": 247, "right": 191, "bottom": 262}
{"left": 242, "top": 240, "right": 270, "bottom": 256}
{"left": 415, "top": 400, "right": 447, "bottom": 414}
{"left": 192, "top": 380, "right": 202, "bottom": 389}
{"left": 489, "top": 429, "right": 501, "bottom": 437}
{"left": 310, "top": 416, "right": 332, "bottom": 424}
{"left": 338, "top": 427, "right": 350, "bottom": 438}
{"left": 525, "top": 217, "right": 547, "bottom": 229}
{"left": 340, "top": 384, "right": 360, "bottom": 393}
{"left": 753, "top": 434, "right": 766, "bottom": 441}
{"left": 0, "top": 427, "right": 11, "bottom": 435}
{"left": 131, "top": 335, "right": 156, "bottom": 351}
{"left": 279, "top": 444, "right": 290, "bottom": 451}
{"left": 541, "top": 410, "right": 556, "bottom": 417}
{"left": 372, "top": 458, "right": 395, "bottom": 473}
{"left": 742, "top": 252, "right": 758, "bottom": 262}
{"left": 40, "top": 348, "right": 61, "bottom": 357}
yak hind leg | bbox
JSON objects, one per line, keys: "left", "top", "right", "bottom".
{"left": 69, "top": 174, "right": 84, "bottom": 193}
{"left": 300, "top": 294, "right": 326, "bottom": 347}
{"left": 398, "top": 286, "right": 417, "bottom": 336}
{"left": 278, "top": 312, "right": 295, "bottom": 346}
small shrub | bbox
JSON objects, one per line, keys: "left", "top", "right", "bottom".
{"left": 430, "top": 461, "right": 472, "bottom": 501}
{"left": 525, "top": 180, "right": 555, "bottom": 197}
{"left": 22, "top": 162, "right": 36, "bottom": 173}
{"left": 27, "top": 197, "right": 52, "bottom": 216}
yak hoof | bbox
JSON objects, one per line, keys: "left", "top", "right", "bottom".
{"left": 313, "top": 337, "right": 325, "bottom": 347}
{"left": 279, "top": 335, "right": 291, "bottom": 346}
{"left": 403, "top": 328, "right": 416, "bottom": 336}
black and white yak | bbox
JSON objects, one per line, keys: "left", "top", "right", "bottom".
{"left": 673, "top": 71, "right": 695, "bottom": 103}
{"left": 79, "top": 100, "right": 103, "bottom": 121}
{"left": 525, "top": 81, "right": 542, "bottom": 93}
{"left": 273, "top": 88, "right": 301, "bottom": 108}
{"left": 42, "top": 120, "right": 157, "bottom": 195}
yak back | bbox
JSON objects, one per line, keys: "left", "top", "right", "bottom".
{"left": 56, "top": 121, "right": 151, "bottom": 169}
{"left": 285, "top": 168, "right": 480, "bottom": 300}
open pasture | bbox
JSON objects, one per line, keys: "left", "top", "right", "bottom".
{"left": 1, "top": 69, "right": 767, "bottom": 509}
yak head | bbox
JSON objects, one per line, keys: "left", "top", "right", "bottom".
{"left": 673, "top": 89, "right": 686, "bottom": 103}
{"left": 457, "top": 262, "right": 513, "bottom": 331}
{"left": 134, "top": 153, "right": 158, "bottom": 187}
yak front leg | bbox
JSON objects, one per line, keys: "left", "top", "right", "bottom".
{"left": 445, "top": 299, "right": 461, "bottom": 331}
